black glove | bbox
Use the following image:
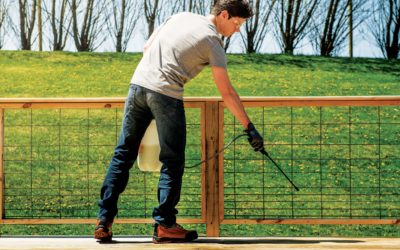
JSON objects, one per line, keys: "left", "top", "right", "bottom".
{"left": 245, "top": 122, "right": 264, "bottom": 152}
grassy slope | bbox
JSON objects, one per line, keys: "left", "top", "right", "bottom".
{"left": 0, "top": 51, "right": 399, "bottom": 98}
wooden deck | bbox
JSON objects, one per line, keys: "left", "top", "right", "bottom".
{"left": 0, "top": 237, "right": 399, "bottom": 250}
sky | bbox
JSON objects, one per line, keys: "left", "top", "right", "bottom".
{"left": 2, "top": 25, "right": 383, "bottom": 59}
{"left": 11, "top": 31, "right": 381, "bottom": 58}
{"left": 0, "top": 4, "right": 384, "bottom": 58}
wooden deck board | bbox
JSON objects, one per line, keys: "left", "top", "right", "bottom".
{"left": 0, "top": 237, "right": 399, "bottom": 250}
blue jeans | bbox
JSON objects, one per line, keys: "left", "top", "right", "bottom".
{"left": 98, "top": 84, "right": 186, "bottom": 227}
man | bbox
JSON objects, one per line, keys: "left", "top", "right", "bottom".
{"left": 94, "top": 0, "right": 264, "bottom": 243}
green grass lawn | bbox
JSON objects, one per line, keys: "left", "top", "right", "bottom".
{"left": 0, "top": 51, "right": 399, "bottom": 98}
{"left": 0, "top": 51, "right": 399, "bottom": 237}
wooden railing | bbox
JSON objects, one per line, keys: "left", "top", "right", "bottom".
{"left": 0, "top": 96, "right": 399, "bottom": 237}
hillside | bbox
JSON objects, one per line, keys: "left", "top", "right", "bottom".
{"left": 0, "top": 51, "right": 399, "bottom": 98}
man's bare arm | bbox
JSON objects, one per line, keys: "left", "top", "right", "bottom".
{"left": 212, "top": 66, "right": 264, "bottom": 151}
{"left": 211, "top": 66, "right": 251, "bottom": 129}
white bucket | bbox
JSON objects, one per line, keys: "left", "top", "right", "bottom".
{"left": 137, "top": 120, "right": 162, "bottom": 172}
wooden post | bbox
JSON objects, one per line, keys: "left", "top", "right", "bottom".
{"left": 205, "top": 101, "right": 220, "bottom": 236}
{"left": 0, "top": 108, "right": 4, "bottom": 221}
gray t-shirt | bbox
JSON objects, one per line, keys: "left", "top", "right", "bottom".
{"left": 130, "top": 12, "right": 227, "bottom": 100}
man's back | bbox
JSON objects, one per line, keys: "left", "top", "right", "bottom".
{"left": 131, "top": 12, "right": 227, "bottom": 100}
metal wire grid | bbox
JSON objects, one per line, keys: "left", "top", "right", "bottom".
{"left": 3, "top": 108, "right": 202, "bottom": 219}
{"left": 223, "top": 106, "right": 400, "bottom": 219}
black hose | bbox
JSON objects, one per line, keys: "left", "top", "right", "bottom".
{"left": 186, "top": 134, "right": 248, "bottom": 168}
{"left": 187, "top": 133, "right": 300, "bottom": 191}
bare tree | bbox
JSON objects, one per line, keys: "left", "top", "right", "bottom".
{"left": 144, "top": 0, "right": 184, "bottom": 39}
{"left": 106, "top": 0, "right": 141, "bottom": 52}
{"left": 0, "top": 0, "right": 9, "bottom": 49}
{"left": 178, "top": 0, "right": 214, "bottom": 14}
{"left": 144, "top": 0, "right": 160, "bottom": 38}
{"left": 179, "top": 0, "right": 215, "bottom": 15}
{"left": 193, "top": 0, "right": 213, "bottom": 15}
{"left": 275, "top": 0, "right": 320, "bottom": 54}
{"left": 160, "top": 0, "right": 181, "bottom": 21}
{"left": 70, "top": 0, "right": 106, "bottom": 51}
{"left": 18, "top": 0, "right": 37, "bottom": 50}
{"left": 180, "top": 0, "right": 194, "bottom": 12}
{"left": 44, "top": 0, "right": 71, "bottom": 51}
{"left": 241, "top": 0, "right": 276, "bottom": 53}
{"left": 369, "top": 0, "right": 400, "bottom": 59}
{"left": 310, "top": 0, "right": 366, "bottom": 56}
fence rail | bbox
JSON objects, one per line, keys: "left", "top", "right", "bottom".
{"left": 0, "top": 96, "right": 399, "bottom": 237}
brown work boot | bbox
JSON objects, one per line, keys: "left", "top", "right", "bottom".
{"left": 153, "top": 223, "right": 198, "bottom": 243}
{"left": 94, "top": 219, "right": 113, "bottom": 242}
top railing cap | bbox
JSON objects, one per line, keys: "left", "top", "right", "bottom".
{"left": 0, "top": 96, "right": 399, "bottom": 109}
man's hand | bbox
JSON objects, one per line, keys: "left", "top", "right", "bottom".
{"left": 245, "top": 123, "right": 264, "bottom": 151}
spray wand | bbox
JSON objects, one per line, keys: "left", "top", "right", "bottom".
{"left": 188, "top": 134, "right": 299, "bottom": 191}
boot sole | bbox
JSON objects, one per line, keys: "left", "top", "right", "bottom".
{"left": 153, "top": 231, "right": 198, "bottom": 244}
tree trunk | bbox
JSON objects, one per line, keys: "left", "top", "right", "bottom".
{"left": 243, "top": 0, "right": 276, "bottom": 54}
{"left": 50, "top": 0, "right": 69, "bottom": 51}
{"left": 320, "top": 0, "right": 341, "bottom": 56}
{"left": 144, "top": 0, "right": 159, "bottom": 38}
{"left": 348, "top": 0, "right": 353, "bottom": 58}
{"left": 37, "top": 0, "right": 42, "bottom": 51}
{"left": 320, "top": 0, "right": 334, "bottom": 56}
{"left": 247, "top": 30, "right": 256, "bottom": 53}
{"left": 386, "top": 0, "right": 400, "bottom": 59}
{"left": 283, "top": 0, "right": 294, "bottom": 54}
{"left": 19, "top": 0, "right": 37, "bottom": 50}
{"left": 71, "top": 0, "right": 105, "bottom": 52}
{"left": 278, "top": 0, "right": 319, "bottom": 55}
{"left": 107, "top": 0, "right": 141, "bottom": 52}
{"left": 116, "top": 0, "right": 126, "bottom": 52}
{"left": 223, "top": 36, "right": 231, "bottom": 51}
{"left": 0, "top": 1, "right": 8, "bottom": 49}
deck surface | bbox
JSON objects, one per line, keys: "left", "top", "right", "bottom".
{"left": 0, "top": 237, "right": 399, "bottom": 250}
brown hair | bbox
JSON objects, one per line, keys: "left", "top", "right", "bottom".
{"left": 211, "top": 0, "right": 253, "bottom": 19}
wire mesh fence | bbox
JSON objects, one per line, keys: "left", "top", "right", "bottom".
{"left": 0, "top": 97, "right": 399, "bottom": 237}
{"left": 2, "top": 107, "right": 202, "bottom": 220}
{"left": 223, "top": 106, "right": 400, "bottom": 220}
